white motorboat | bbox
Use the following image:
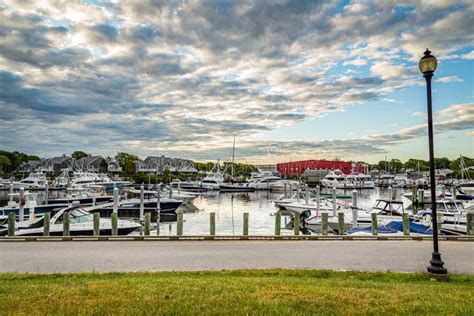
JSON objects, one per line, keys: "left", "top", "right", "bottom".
{"left": 11, "top": 172, "right": 47, "bottom": 189}
{"left": 13, "top": 205, "right": 141, "bottom": 236}
{"left": 344, "top": 173, "right": 375, "bottom": 189}
{"left": 305, "top": 199, "right": 410, "bottom": 232}
{"left": 392, "top": 175, "right": 411, "bottom": 188}
{"left": 200, "top": 162, "right": 224, "bottom": 190}
{"left": 320, "top": 170, "right": 346, "bottom": 188}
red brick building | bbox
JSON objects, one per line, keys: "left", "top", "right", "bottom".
{"left": 277, "top": 160, "right": 365, "bottom": 178}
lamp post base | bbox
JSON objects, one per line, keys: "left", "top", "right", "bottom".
{"left": 427, "top": 252, "right": 447, "bottom": 275}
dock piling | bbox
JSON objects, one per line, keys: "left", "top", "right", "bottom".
{"left": 113, "top": 187, "right": 119, "bottom": 214}
{"left": 243, "top": 212, "right": 249, "bottom": 235}
{"left": 275, "top": 212, "right": 281, "bottom": 236}
{"left": 332, "top": 187, "right": 337, "bottom": 217}
{"left": 45, "top": 182, "right": 49, "bottom": 204}
{"left": 93, "top": 213, "right": 100, "bottom": 236}
{"left": 371, "top": 213, "right": 378, "bottom": 236}
{"left": 316, "top": 186, "right": 320, "bottom": 213}
{"left": 156, "top": 184, "right": 161, "bottom": 236}
{"left": 293, "top": 213, "right": 300, "bottom": 235}
{"left": 9, "top": 183, "right": 13, "bottom": 203}
{"left": 139, "top": 184, "right": 144, "bottom": 235}
{"left": 144, "top": 212, "right": 151, "bottom": 236}
{"left": 305, "top": 184, "right": 309, "bottom": 204}
{"left": 321, "top": 212, "right": 328, "bottom": 235}
{"left": 43, "top": 212, "right": 50, "bottom": 236}
{"left": 351, "top": 190, "right": 358, "bottom": 228}
{"left": 111, "top": 213, "right": 118, "bottom": 235}
{"left": 63, "top": 212, "right": 70, "bottom": 236}
{"left": 466, "top": 213, "right": 473, "bottom": 235}
{"left": 210, "top": 212, "right": 216, "bottom": 236}
{"left": 402, "top": 213, "right": 410, "bottom": 236}
{"left": 19, "top": 187, "right": 25, "bottom": 222}
{"left": 177, "top": 210, "right": 183, "bottom": 235}
{"left": 8, "top": 213, "right": 15, "bottom": 236}
{"left": 338, "top": 212, "right": 345, "bottom": 235}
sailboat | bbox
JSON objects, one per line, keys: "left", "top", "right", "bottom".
{"left": 219, "top": 136, "right": 255, "bottom": 192}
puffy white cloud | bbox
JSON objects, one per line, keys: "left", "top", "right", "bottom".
{"left": 436, "top": 76, "right": 464, "bottom": 83}
{"left": 0, "top": 0, "right": 472, "bottom": 160}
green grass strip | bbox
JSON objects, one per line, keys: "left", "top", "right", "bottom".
{"left": 1, "top": 270, "right": 473, "bottom": 315}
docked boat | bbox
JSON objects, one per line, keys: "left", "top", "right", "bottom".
{"left": 0, "top": 192, "right": 68, "bottom": 218}
{"left": 121, "top": 189, "right": 183, "bottom": 213}
{"left": 320, "top": 170, "right": 346, "bottom": 188}
{"left": 392, "top": 175, "right": 411, "bottom": 188}
{"left": 11, "top": 205, "right": 141, "bottom": 236}
{"left": 11, "top": 172, "right": 47, "bottom": 189}
{"left": 375, "top": 174, "right": 395, "bottom": 188}
{"left": 219, "top": 183, "right": 255, "bottom": 192}
{"left": 344, "top": 173, "right": 375, "bottom": 189}
{"left": 304, "top": 199, "right": 410, "bottom": 233}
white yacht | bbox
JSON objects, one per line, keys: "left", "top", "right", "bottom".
{"left": 247, "top": 173, "right": 292, "bottom": 191}
{"left": 393, "top": 175, "right": 411, "bottom": 188}
{"left": 344, "top": 173, "right": 375, "bottom": 189}
{"left": 320, "top": 170, "right": 346, "bottom": 188}
{"left": 200, "top": 162, "right": 224, "bottom": 190}
{"left": 69, "top": 172, "right": 116, "bottom": 189}
{"left": 11, "top": 172, "right": 47, "bottom": 189}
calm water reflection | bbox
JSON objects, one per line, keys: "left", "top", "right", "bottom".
{"left": 0, "top": 187, "right": 410, "bottom": 235}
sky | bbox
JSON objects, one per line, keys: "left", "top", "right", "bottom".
{"left": 0, "top": 0, "right": 472, "bottom": 164}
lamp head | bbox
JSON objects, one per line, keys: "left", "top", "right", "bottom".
{"left": 419, "top": 48, "right": 437, "bottom": 74}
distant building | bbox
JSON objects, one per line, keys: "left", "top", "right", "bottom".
{"left": 76, "top": 155, "right": 107, "bottom": 172}
{"left": 38, "top": 155, "right": 73, "bottom": 173}
{"left": 135, "top": 156, "right": 197, "bottom": 174}
{"left": 19, "top": 160, "right": 43, "bottom": 173}
{"left": 255, "top": 164, "right": 277, "bottom": 172}
{"left": 277, "top": 160, "right": 366, "bottom": 178}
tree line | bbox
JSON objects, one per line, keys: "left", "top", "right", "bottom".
{"left": 371, "top": 157, "right": 473, "bottom": 175}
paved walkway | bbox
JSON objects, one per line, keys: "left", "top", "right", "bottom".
{"left": 0, "top": 240, "right": 472, "bottom": 274}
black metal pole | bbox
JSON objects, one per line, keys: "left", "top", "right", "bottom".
{"left": 424, "top": 72, "right": 447, "bottom": 275}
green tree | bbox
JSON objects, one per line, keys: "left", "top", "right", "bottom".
{"left": 115, "top": 152, "right": 139, "bottom": 175}
{"left": 0, "top": 155, "right": 11, "bottom": 172}
{"left": 72, "top": 151, "right": 88, "bottom": 160}
{"left": 390, "top": 159, "right": 403, "bottom": 173}
{"left": 434, "top": 157, "right": 451, "bottom": 169}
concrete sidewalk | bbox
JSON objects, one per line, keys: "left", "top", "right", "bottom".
{"left": 0, "top": 240, "right": 472, "bottom": 274}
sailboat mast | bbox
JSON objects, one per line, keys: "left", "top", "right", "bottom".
{"left": 231, "top": 135, "right": 236, "bottom": 179}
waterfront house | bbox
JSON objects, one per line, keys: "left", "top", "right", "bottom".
{"left": 135, "top": 156, "right": 197, "bottom": 174}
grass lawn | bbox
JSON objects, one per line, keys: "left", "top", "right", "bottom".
{"left": 0, "top": 270, "right": 473, "bottom": 315}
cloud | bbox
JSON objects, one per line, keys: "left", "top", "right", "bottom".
{"left": 0, "top": 0, "right": 472, "bottom": 161}
{"left": 436, "top": 76, "right": 464, "bottom": 83}
{"left": 461, "top": 50, "right": 474, "bottom": 59}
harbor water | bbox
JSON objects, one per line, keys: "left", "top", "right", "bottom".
{"left": 0, "top": 187, "right": 410, "bottom": 235}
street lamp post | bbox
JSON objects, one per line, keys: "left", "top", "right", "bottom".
{"left": 419, "top": 48, "right": 447, "bottom": 275}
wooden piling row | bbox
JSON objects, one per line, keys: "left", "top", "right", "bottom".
{"left": 8, "top": 213, "right": 15, "bottom": 237}
{"left": 293, "top": 213, "right": 299, "bottom": 236}
{"left": 371, "top": 213, "right": 378, "bottom": 236}
{"left": 43, "top": 212, "right": 50, "bottom": 236}
{"left": 93, "top": 213, "right": 100, "bottom": 236}
{"left": 467, "top": 213, "right": 473, "bottom": 236}
{"left": 274, "top": 212, "right": 281, "bottom": 236}
{"left": 177, "top": 211, "right": 183, "bottom": 236}
{"left": 111, "top": 213, "right": 118, "bottom": 236}
{"left": 63, "top": 212, "right": 70, "bottom": 237}
{"left": 243, "top": 213, "right": 249, "bottom": 236}
{"left": 144, "top": 212, "right": 151, "bottom": 236}
{"left": 210, "top": 212, "right": 216, "bottom": 236}
{"left": 402, "top": 213, "right": 410, "bottom": 236}
{"left": 321, "top": 213, "right": 328, "bottom": 236}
